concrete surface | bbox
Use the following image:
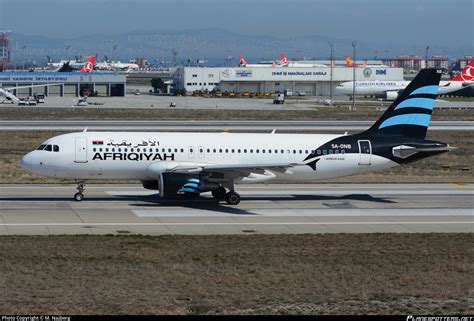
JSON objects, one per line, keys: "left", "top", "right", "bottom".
{"left": 0, "top": 183, "right": 472, "bottom": 235}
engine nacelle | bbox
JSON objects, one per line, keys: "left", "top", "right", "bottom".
{"left": 141, "top": 180, "right": 159, "bottom": 190}
{"left": 383, "top": 90, "right": 399, "bottom": 100}
{"left": 157, "top": 173, "right": 219, "bottom": 198}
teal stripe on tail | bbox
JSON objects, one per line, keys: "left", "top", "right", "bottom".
{"left": 364, "top": 69, "right": 442, "bottom": 139}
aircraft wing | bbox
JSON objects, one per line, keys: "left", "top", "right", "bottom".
{"left": 169, "top": 162, "right": 300, "bottom": 178}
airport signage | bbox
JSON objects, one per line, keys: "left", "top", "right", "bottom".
{"left": 271, "top": 71, "right": 327, "bottom": 77}
{"left": 0, "top": 75, "right": 68, "bottom": 82}
{"left": 376, "top": 69, "right": 387, "bottom": 75}
{"left": 235, "top": 70, "right": 253, "bottom": 78}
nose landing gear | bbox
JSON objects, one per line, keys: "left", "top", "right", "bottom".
{"left": 74, "top": 183, "right": 85, "bottom": 202}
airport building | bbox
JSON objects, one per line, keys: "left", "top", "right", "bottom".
{"left": 173, "top": 66, "right": 404, "bottom": 96}
{"left": 0, "top": 72, "right": 126, "bottom": 97}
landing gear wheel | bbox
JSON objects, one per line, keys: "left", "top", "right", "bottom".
{"left": 225, "top": 191, "right": 241, "bottom": 205}
{"left": 74, "top": 192, "right": 84, "bottom": 202}
{"left": 74, "top": 182, "right": 85, "bottom": 202}
{"left": 212, "top": 187, "right": 227, "bottom": 199}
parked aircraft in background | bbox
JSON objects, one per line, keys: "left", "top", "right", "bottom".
{"left": 345, "top": 55, "right": 387, "bottom": 68}
{"left": 95, "top": 56, "right": 139, "bottom": 71}
{"left": 279, "top": 53, "right": 327, "bottom": 68}
{"left": 335, "top": 59, "right": 474, "bottom": 100}
{"left": 21, "top": 69, "right": 452, "bottom": 205}
{"left": 238, "top": 55, "right": 271, "bottom": 68}
{"left": 56, "top": 55, "right": 96, "bottom": 73}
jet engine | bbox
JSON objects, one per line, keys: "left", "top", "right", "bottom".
{"left": 143, "top": 173, "right": 220, "bottom": 198}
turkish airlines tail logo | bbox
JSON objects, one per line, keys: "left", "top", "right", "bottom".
{"left": 345, "top": 55, "right": 354, "bottom": 67}
{"left": 452, "top": 59, "right": 474, "bottom": 81}
{"left": 239, "top": 55, "right": 248, "bottom": 66}
{"left": 80, "top": 55, "right": 96, "bottom": 72}
{"left": 280, "top": 53, "right": 289, "bottom": 65}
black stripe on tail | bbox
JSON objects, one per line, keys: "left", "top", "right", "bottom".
{"left": 364, "top": 69, "right": 442, "bottom": 139}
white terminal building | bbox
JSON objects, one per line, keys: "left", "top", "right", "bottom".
{"left": 173, "top": 66, "right": 404, "bottom": 96}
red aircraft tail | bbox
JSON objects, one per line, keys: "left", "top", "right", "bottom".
{"left": 80, "top": 55, "right": 96, "bottom": 72}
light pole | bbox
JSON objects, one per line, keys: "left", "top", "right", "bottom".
{"left": 329, "top": 42, "right": 334, "bottom": 105}
{"left": 425, "top": 45, "right": 430, "bottom": 69}
{"left": 351, "top": 41, "right": 356, "bottom": 111}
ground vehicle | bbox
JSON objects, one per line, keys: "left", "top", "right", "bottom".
{"left": 284, "top": 89, "right": 293, "bottom": 96}
{"left": 18, "top": 98, "right": 37, "bottom": 106}
{"left": 34, "top": 94, "right": 45, "bottom": 103}
{"left": 273, "top": 93, "right": 285, "bottom": 104}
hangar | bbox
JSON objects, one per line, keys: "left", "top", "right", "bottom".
{"left": 0, "top": 72, "right": 126, "bottom": 97}
{"left": 173, "top": 66, "right": 404, "bottom": 96}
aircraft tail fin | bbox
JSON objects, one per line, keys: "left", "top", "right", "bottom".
{"left": 280, "top": 53, "right": 288, "bottom": 65}
{"left": 80, "top": 55, "right": 95, "bottom": 72}
{"left": 239, "top": 55, "right": 248, "bottom": 66}
{"left": 345, "top": 55, "right": 353, "bottom": 67}
{"left": 363, "top": 69, "right": 442, "bottom": 139}
{"left": 452, "top": 59, "right": 474, "bottom": 81}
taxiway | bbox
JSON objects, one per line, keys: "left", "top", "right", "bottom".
{"left": 0, "top": 183, "right": 472, "bottom": 235}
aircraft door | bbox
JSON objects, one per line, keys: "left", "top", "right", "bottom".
{"left": 358, "top": 140, "right": 371, "bottom": 165}
{"left": 75, "top": 137, "right": 88, "bottom": 163}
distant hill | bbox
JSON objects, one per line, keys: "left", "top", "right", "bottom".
{"left": 8, "top": 29, "right": 471, "bottom": 66}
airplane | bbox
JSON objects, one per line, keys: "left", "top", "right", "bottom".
{"left": 279, "top": 53, "right": 327, "bottom": 68}
{"left": 55, "top": 55, "right": 96, "bottom": 73}
{"left": 95, "top": 56, "right": 139, "bottom": 71}
{"left": 238, "top": 55, "right": 273, "bottom": 68}
{"left": 335, "top": 59, "right": 474, "bottom": 100}
{"left": 345, "top": 55, "right": 387, "bottom": 68}
{"left": 21, "top": 69, "right": 452, "bottom": 205}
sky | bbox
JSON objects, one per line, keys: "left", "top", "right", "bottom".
{"left": 1, "top": 0, "right": 473, "bottom": 49}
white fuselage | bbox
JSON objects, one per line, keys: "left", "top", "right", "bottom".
{"left": 335, "top": 80, "right": 471, "bottom": 96}
{"left": 21, "top": 132, "right": 398, "bottom": 183}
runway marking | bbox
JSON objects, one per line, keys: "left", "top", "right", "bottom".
{"left": 133, "top": 208, "right": 474, "bottom": 217}
{"left": 1, "top": 222, "right": 472, "bottom": 227}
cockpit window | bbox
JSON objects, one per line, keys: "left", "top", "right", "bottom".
{"left": 37, "top": 144, "right": 46, "bottom": 150}
{"left": 44, "top": 145, "right": 52, "bottom": 152}
{"left": 53, "top": 145, "right": 59, "bottom": 152}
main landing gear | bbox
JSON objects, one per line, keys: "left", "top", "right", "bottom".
{"left": 211, "top": 185, "right": 241, "bottom": 205}
{"left": 74, "top": 182, "right": 85, "bottom": 202}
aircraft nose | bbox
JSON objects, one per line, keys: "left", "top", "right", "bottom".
{"left": 20, "top": 152, "right": 34, "bottom": 171}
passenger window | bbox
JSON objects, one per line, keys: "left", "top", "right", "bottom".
{"left": 323, "top": 150, "right": 327, "bottom": 155}
{"left": 231, "top": 149, "right": 235, "bottom": 153}
{"left": 168, "top": 148, "right": 171, "bottom": 152}
{"left": 219, "top": 149, "right": 222, "bottom": 153}
{"left": 181, "top": 148, "right": 184, "bottom": 153}
{"left": 238, "top": 149, "right": 241, "bottom": 153}
{"left": 317, "top": 150, "right": 321, "bottom": 155}
{"left": 45, "top": 145, "right": 52, "bottom": 152}
{"left": 293, "top": 150, "right": 296, "bottom": 154}
{"left": 250, "top": 149, "right": 253, "bottom": 153}
{"left": 118, "top": 148, "right": 121, "bottom": 152}
{"left": 244, "top": 149, "right": 247, "bottom": 153}
{"left": 149, "top": 148, "right": 153, "bottom": 152}
{"left": 112, "top": 148, "right": 115, "bottom": 152}
{"left": 175, "top": 148, "right": 178, "bottom": 152}
{"left": 305, "top": 150, "right": 308, "bottom": 154}
{"left": 299, "top": 150, "right": 302, "bottom": 154}
{"left": 225, "top": 149, "right": 228, "bottom": 153}
{"left": 53, "top": 145, "right": 59, "bottom": 152}
{"left": 262, "top": 149, "right": 265, "bottom": 153}
{"left": 281, "top": 150, "right": 284, "bottom": 154}
{"left": 213, "top": 149, "right": 216, "bottom": 153}
{"left": 256, "top": 149, "right": 259, "bottom": 153}
{"left": 207, "top": 149, "right": 210, "bottom": 153}
{"left": 329, "top": 150, "right": 333, "bottom": 154}
{"left": 93, "top": 148, "right": 96, "bottom": 152}
{"left": 268, "top": 150, "right": 272, "bottom": 153}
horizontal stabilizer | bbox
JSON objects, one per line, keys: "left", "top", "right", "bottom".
{"left": 392, "top": 144, "right": 455, "bottom": 159}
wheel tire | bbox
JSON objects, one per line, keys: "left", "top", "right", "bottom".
{"left": 212, "top": 187, "right": 227, "bottom": 199}
{"left": 225, "top": 192, "right": 241, "bottom": 205}
{"left": 74, "top": 192, "right": 84, "bottom": 202}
